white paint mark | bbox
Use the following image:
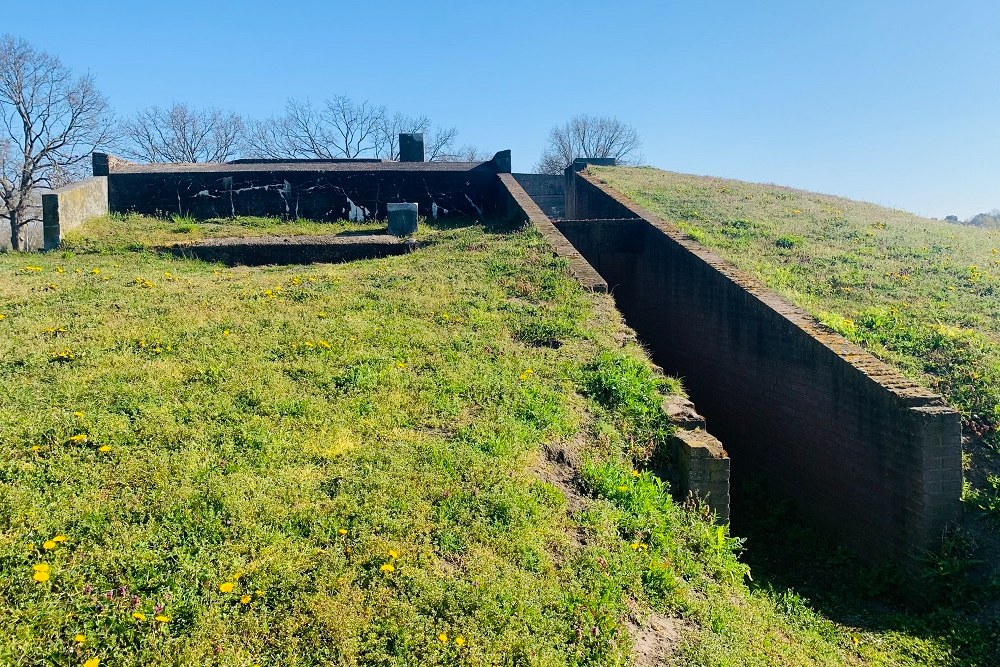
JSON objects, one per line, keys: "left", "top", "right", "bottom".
{"left": 464, "top": 194, "right": 482, "bottom": 217}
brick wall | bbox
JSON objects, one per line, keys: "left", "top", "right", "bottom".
{"left": 559, "top": 171, "right": 963, "bottom": 564}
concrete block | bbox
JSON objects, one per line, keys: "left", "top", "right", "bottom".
{"left": 387, "top": 203, "right": 418, "bottom": 237}
{"left": 399, "top": 134, "right": 424, "bottom": 162}
{"left": 42, "top": 176, "right": 109, "bottom": 249}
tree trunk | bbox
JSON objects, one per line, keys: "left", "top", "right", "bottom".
{"left": 9, "top": 210, "right": 26, "bottom": 251}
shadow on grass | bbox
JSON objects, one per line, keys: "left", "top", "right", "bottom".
{"left": 731, "top": 477, "right": 1000, "bottom": 666}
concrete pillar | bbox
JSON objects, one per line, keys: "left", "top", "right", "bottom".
{"left": 387, "top": 203, "right": 418, "bottom": 236}
{"left": 399, "top": 134, "right": 424, "bottom": 162}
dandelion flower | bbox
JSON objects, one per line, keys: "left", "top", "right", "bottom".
{"left": 73, "top": 411, "right": 84, "bottom": 419}
{"left": 632, "top": 470, "right": 639, "bottom": 477}
{"left": 98, "top": 446, "right": 112, "bottom": 453}
{"left": 53, "top": 535, "right": 67, "bottom": 543}
{"left": 380, "top": 563, "right": 395, "bottom": 573}
{"left": 155, "top": 615, "right": 170, "bottom": 623}
{"left": 438, "top": 632, "right": 448, "bottom": 643}
{"left": 240, "top": 595, "right": 252, "bottom": 604}
{"left": 31, "top": 445, "right": 40, "bottom": 452}
{"left": 69, "top": 434, "right": 88, "bottom": 443}
{"left": 43, "top": 540, "right": 56, "bottom": 550}
{"left": 617, "top": 485, "right": 628, "bottom": 492}
{"left": 33, "top": 563, "right": 49, "bottom": 572}
{"left": 388, "top": 549, "right": 399, "bottom": 559}
{"left": 338, "top": 528, "right": 348, "bottom": 535}
{"left": 223, "top": 330, "right": 230, "bottom": 336}
{"left": 131, "top": 612, "right": 145, "bottom": 621}
{"left": 32, "top": 564, "right": 50, "bottom": 582}
{"left": 74, "top": 634, "right": 86, "bottom": 643}
{"left": 84, "top": 658, "right": 99, "bottom": 667}
{"left": 455, "top": 636, "right": 465, "bottom": 647}
{"left": 219, "top": 581, "right": 235, "bottom": 593}
{"left": 396, "top": 362, "right": 405, "bottom": 369}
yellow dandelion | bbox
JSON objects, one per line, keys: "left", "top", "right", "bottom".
{"left": 84, "top": 659, "right": 99, "bottom": 667}
{"left": 33, "top": 563, "right": 49, "bottom": 572}
{"left": 396, "top": 362, "right": 405, "bottom": 368}
{"left": 631, "top": 543, "right": 640, "bottom": 551}
{"left": 223, "top": 330, "right": 230, "bottom": 336}
{"left": 98, "top": 445, "right": 111, "bottom": 453}
{"left": 438, "top": 632, "right": 448, "bottom": 643}
{"left": 32, "top": 570, "right": 50, "bottom": 582}
{"left": 74, "top": 634, "right": 86, "bottom": 643}
{"left": 233, "top": 572, "right": 242, "bottom": 581}
{"left": 43, "top": 540, "right": 56, "bottom": 550}
{"left": 155, "top": 614, "right": 170, "bottom": 622}
{"left": 91, "top": 268, "right": 100, "bottom": 275}
{"left": 219, "top": 581, "right": 235, "bottom": 593}
{"left": 388, "top": 549, "right": 399, "bottom": 559}
{"left": 255, "top": 589, "right": 263, "bottom": 597}
{"left": 318, "top": 340, "right": 331, "bottom": 350}
{"left": 31, "top": 445, "right": 40, "bottom": 452}
{"left": 53, "top": 535, "right": 67, "bottom": 543}
{"left": 68, "top": 434, "right": 88, "bottom": 443}
{"left": 617, "top": 485, "right": 628, "bottom": 492}
{"left": 73, "top": 411, "right": 84, "bottom": 418}
{"left": 240, "top": 594, "right": 252, "bottom": 604}
{"left": 632, "top": 470, "right": 639, "bottom": 477}
{"left": 338, "top": 528, "right": 348, "bottom": 535}
{"left": 131, "top": 612, "right": 145, "bottom": 621}
{"left": 455, "top": 636, "right": 466, "bottom": 647}
{"left": 380, "top": 563, "right": 395, "bottom": 573}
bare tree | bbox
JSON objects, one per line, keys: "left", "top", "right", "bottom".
{"left": 245, "top": 96, "right": 386, "bottom": 160}
{"left": 121, "top": 103, "right": 244, "bottom": 163}
{"left": 374, "top": 111, "right": 430, "bottom": 160}
{"left": 0, "top": 34, "right": 114, "bottom": 250}
{"left": 246, "top": 95, "right": 479, "bottom": 162}
{"left": 535, "top": 114, "right": 642, "bottom": 174}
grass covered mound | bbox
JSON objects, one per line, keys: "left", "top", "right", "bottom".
{"left": 0, "top": 215, "right": 992, "bottom": 666}
{"left": 593, "top": 166, "right": 1000, "bottom": 520}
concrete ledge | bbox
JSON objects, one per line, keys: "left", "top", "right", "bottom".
{"left": 42, "top": 177, "right": 109, "bottom": 249}
{"left": 163, "top": 234, "right": 418, "bottom": 266}
{"left": 662, "top": 395, "right": 729, "bottom": 522}
{"left": 497, "top": 173, "right": 607, "bottom": 293}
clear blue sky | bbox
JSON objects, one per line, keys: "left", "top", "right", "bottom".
{"left": 6, "top": 0, "right": 998, "bottom": 218}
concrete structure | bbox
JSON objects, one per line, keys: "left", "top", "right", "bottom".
{"left": 166, "top": 234, "right": 416, "bottom": 266}
{"left": 399, "top": 133, "right": 424, "bottom": 162}
{"left": 513, "top": 173, "right": 565, "bottom": 219}
{"left": 41, "top": 176, "right": 109, "bottom": 249}
{"left": 558, "top": 167, "right": 963, "bottom": 564}
{"left": 387, "top": 203, "right": 418, "bottom": 236}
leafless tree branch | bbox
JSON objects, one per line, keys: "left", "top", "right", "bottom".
{"left": 0, "top": 34, "right": 115, "bottom": 249}
{"left": 534, "top": 114, "right": 642, "bottom": 174}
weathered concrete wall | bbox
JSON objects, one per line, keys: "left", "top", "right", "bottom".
{"left": 41, "top": 177, "right": 109, "bottom": 249}
{"left": 663, "top": 395, "right": 730, "bottom": 521}
{"left": 497, "top": 173, "right": 606, "bottom": 292}
{"left": 558, "top": 171, "right": 963, "bottom": 564}
{"left": 513, "top": 173, "right": 565, "bottom": 219}
{"left": 105, "top": 162, "right": 501, "bottom": 222}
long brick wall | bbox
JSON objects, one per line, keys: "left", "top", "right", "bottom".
{"left": 559, "top": 170, "right": 963, "bottom": 564}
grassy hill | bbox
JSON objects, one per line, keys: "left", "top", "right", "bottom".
{"left": 0, "top": 214, "right": 996, "bottom": 665}
{"left": 593, "top": 166, "right": 1000, "bottom": 523}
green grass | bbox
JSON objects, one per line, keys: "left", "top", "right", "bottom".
{"left": 1, "top": 214, "right": 996, "bottom": 665}
{"left": 593, "top": 166, "right": 1000, "bottom": 520}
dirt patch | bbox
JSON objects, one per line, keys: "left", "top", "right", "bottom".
{"left": 536, "top": 437, "right": 589, "bottom": 515}
{"left": 629, "top": 612, "right": 693, "bottom": 666}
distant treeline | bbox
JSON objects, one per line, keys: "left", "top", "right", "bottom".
{"left": 956, "top": 210, "right": 1000, "bottom": 229}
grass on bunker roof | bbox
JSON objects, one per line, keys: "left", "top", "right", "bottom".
{"left": 0, "top": 214, "right": 995, "bottom": 666}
